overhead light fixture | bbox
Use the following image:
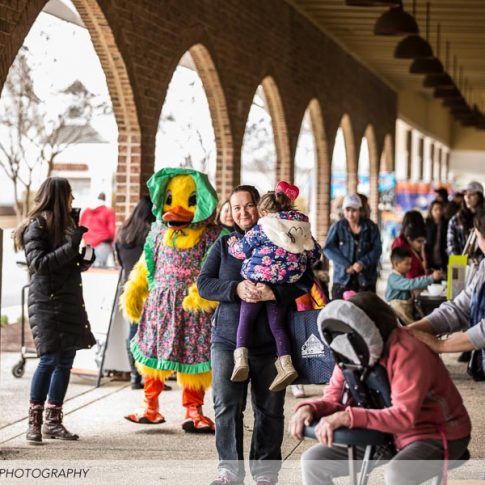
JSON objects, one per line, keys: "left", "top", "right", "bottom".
{"left": 435, "top": 87, "right": 462, "bottom": 99}
{"left": 410, "top": 57, "right": 443, "bottom": 74}
{"left": 346, "top": 0, "right": 400, "bottom": 6}
{"left": 374, "top": 1, "right": 419, "bottom": 35}
{"left": 423, "top": 73, "right": 454, "bottom": 88}
{"left": 394, "top": 35, "right": 433, "bottom": 58}
{"left": 394, "top": 2, "right": 433, "bottom": 58}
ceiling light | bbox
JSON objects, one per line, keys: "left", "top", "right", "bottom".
{"left": 394, "top": 35, "right": 433, "bottom": 58}
{"left": 346, "top": 0, "right": 400, "bottom": 6}
{"left": 423, "top": 73, "right": 454, "bottom": 88}
{"left": 374, "top": 6, "right": 419, "bottom": 35}
{"left": 410, "top": 57, "right": 443, "bottom": 74}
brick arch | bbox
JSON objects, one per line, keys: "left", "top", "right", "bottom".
{"left": 261, "top": 76, "right": 291, "bottom": 184}
{"left": 71, "top": 0, "right": 142, "bottom": 222}
{"left": 363, "top": 125, "right": 379, "bottom": 222}
{"left": 340, "top": 114, "right": 357, "bottom": 193}
{"left": 305, "top": 99, "right": 331, "bottom": 241}
{"left": 380, "top": 134, "right": 394, "bottom": 173}
{"left": 186, "top": 44, "right": 233, "bottom": 201}
{"left": 0, "top": 0, "right": 142, "bottom": 222}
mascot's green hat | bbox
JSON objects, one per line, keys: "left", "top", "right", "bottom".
{"left": 147, "top": 167, "right": 218, "bottom": 225}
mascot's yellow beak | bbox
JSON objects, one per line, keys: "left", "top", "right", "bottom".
{"left": 162, "top": 175, "right": 197, "bottom": 229}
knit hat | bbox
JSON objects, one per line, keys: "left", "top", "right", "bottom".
{"left": 464, "top": 181, "right": 484, "bottom": 194}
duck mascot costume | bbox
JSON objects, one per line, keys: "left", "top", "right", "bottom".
{"left": 122, "top": 167, "right": 223, "bottom": 433}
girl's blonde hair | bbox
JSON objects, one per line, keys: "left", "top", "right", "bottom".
{"left": 258, "top": 191, "right": 294, "bottom": 214}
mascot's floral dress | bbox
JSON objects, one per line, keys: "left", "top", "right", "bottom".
{"left": 122, "top": 167, "right": 224, "bottom": 432}
{"left": 132, "top": 223, "right": 221, "bottom": 374}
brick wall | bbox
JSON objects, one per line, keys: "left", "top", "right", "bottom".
{"left": 0, "top": 0, "right": 398, "bottom": 238}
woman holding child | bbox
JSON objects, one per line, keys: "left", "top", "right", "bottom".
{"left": 197, "top": 184, "right": 313, "bottom": 485}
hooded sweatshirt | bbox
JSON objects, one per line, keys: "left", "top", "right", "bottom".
{"left": 228, "top": 210, "right": 321, "bottom": 284}
{"left": 80, "top": 204, "right": 116, "bottom": 248}
{"left": 298, "top": 327, "right": 471, "bottom": 450}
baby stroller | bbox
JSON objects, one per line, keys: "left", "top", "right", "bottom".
{"left": 303, "top": 298, "right": 469, "bottom": 485}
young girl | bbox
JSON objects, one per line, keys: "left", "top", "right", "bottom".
{"left": 228, "top": 182, "right": 321, "bottom": 391}
{"left": 14, "top": 177, "right": 96, "bottom": 444}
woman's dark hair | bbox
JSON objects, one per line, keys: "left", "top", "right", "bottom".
{"left": 14, "top": 177, "right": 73, "bottom": 251}
{"left": 348, "top": 292, "right": 398, "bottom": 344}
{"left": 458, "top": 191, "right": 484, "bottom": 234}
{"left": 473, "top": 206, "right": 485, "bottom": 238}
{"left": 215, "top": 200, "right": 231, "bottom": 226}
{"left": 229, "top": 185, "right": 260, "bottom": 205}
{"left": 426, "top": 199, "right": 444, "bottom": 223}
{"left": 401, "top": 210, "right": 426, "bottom": 241}
{"left": 258, "top": 191, "right": 293, "bottom": 214}
{"left": 116, "top": 196, "right": 155, "bottom": 247}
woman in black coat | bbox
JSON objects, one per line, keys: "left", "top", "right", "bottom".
{"left": 115, "top": 195, "right": 155, "bottom": 389}
{"left": 14, "top": 177, "right": 95, "bottom": 444}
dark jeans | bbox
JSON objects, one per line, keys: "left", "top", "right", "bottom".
{"left": 238, "top": 301, "right": 290, "bottom": 356}
{"left": 30, "top": 349, "right": 76, "bottom": 405}
{"left": 127, "top": 323, "right": 142, "bottom": 384}
{"left": 211, "top": 343, "right": 285, "bottom": 482}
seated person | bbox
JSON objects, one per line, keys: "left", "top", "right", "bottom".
{"left": 385, "top": 247, "right": 443, "bottom": 324}
{"left": 289, "top": 293, "right": 471, "bottom": 485}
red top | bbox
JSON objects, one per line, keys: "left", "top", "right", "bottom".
{"left": 298, "top": 328, "right": 471, "bottom": 450}
{"left": 391, "top": 235, "right": 425, "bottom": 278}
{"left": 80, "top": 204, "right": 116, "bottom": 248}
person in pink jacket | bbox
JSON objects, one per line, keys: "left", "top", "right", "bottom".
{"left": 289, "top": 293, "right": 471, "bottom": 485}
{"left": 80, "top": 192, "right": 116, "bottom": 267}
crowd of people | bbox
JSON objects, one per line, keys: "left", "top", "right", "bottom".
{"left": 13, "top": 172, "right": 485, "bottom": 485}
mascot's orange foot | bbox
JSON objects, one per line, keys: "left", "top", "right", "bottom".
{"left": 124, "top": 409, "right": 166, "bottom": 425}
{"left": 182, "top": 412, "right": 215, "bottom": 434}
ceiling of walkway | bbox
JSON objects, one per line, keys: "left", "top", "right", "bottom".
{"left": 287, "top": 0, "right": 485, "bottom": 105}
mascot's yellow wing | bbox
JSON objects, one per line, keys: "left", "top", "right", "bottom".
{"left": 120, "top": 254, "right": 149, "bottom": 323}
{"left": 183, "top": 283, "right": 218, "bottom": 314}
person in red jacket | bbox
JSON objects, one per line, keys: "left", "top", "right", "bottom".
{"left": 80, "top": 192, "right": 116, "bottom": 267}
{"left": 391, "top": 210, "right": 427, "bottom": 278}
{"left": 289, "top": 293, "right": 471, "bottom": 485}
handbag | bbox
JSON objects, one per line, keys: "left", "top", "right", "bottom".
{"left": 467, "top": 350, "right": 485, "bottom": 382}
{"left": 287, "top": 309, "right": 335, "bottom": 385}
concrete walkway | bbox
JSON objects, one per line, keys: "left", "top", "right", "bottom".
{"left": 1, "top": 350, "right": 485, "bottom": 484}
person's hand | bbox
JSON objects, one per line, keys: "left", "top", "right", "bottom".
{"left": 406, "top": 318, "right": 434, "bottom": 333}
{"left": 255, "top": 283, "right": 276, "bottom": 301}
{"left": 352, "top": 262, "right": 364, "bottom": 273}
{"left": 346, "top": 266, "right": 355, "bottom": 274}
{"left": 408, "top": 329, "right": 442, "bottom": 353}
{"left": 314, "top": 411, "right": 351, "bottom": 448}
{"left": 236, "top": 280, "right": 260, "bottom": 303}
{"left": 289, "top": 405, "right": 314, "bottom": 441}
{"left": 227, "top": 235, "right": 239, "bottom": 246}
{"left": 71, "top": 226, "right": 88, "bottom": 249}
{"left": 431, "top": 269, "right": 443, "bottom": 281}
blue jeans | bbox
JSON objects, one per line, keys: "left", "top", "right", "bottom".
{"left": 30, "top": 349, "right": 76, "bottom": 405}
{"left": 211, "top": 343, "right": 285, "bottom": 482}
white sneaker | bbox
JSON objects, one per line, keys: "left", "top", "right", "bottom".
{"left": 291, "top": 384, "right": 305, "bottom": 398}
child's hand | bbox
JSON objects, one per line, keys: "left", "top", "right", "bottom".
{"left": 227, "top": 236, "right": 238, "bottom": 246}
{"left": 431, "top": 269, "right": 443, "bottom": 282}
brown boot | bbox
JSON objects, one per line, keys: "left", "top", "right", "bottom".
{"left": 26, "top": 402, "right": 44, "bottom": 444}
{"left": 42, "top": 403, "right": 79, "bottom": 440}
{"left": 269, "top": 355, "right": 298, "bottom": 392}
{"left": 230, "top": 347, "right": 249, "bottom": 382}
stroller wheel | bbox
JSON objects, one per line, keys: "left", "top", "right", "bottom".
{"left": 12, "top": 361, "right": 25, "bottom": 378}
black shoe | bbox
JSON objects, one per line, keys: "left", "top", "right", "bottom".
{"left": 131, "top": 381, "right": 143, "bottom": 390}
{"left": 458, "top": 351, "right": 472, "bottom": 363}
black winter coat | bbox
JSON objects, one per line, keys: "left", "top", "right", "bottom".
{"left": 23, "top": 217, "right": 96, "bottom": 356}
{"left": 197, "top": 233, "right": 313, "bottom": 355}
